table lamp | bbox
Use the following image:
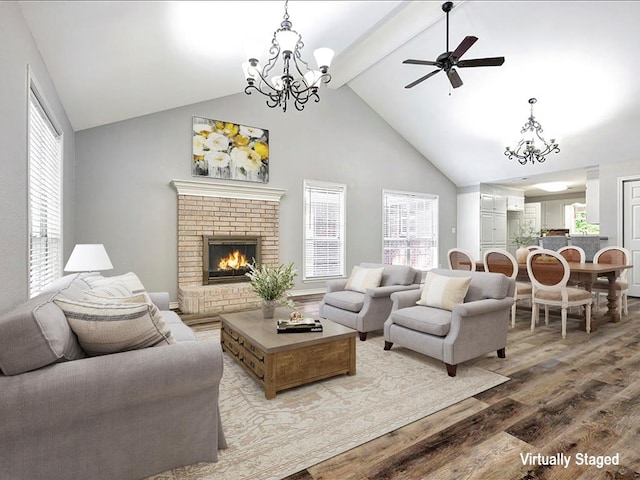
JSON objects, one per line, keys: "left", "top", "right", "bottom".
{"left": 64, "top": 244, "right": 114, "bottom": 272}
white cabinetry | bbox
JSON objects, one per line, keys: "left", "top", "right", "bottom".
{"left": 458, "top": 186, "right": 516, "bottom": 261}
{"left": 586, "top": 177, "right": 600, "bottom": 224}
{"left": 506, "top": 195, "right": 525, "bottom": 211}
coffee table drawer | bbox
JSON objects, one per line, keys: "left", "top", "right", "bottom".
{"left": 274, "top": 337, "right": 353, "bottom": 389}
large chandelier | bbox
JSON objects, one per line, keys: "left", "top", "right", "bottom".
{"left": 241, "top": 0, "right": 334, "bottom": 112}
{"left": 505, "top": 98, "right": 560, "bottom": 165}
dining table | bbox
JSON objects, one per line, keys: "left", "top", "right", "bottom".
{"left": 477, "top": 260, "right": 633, "bottom": 332}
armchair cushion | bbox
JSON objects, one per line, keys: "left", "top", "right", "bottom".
{"left": 345, "top": 265, "right": 384, "bottom": 293}
{"left": 417, "top": 272, "right": 471, "bottom": 311}
{"left": 389, "top": 305, "right": 452, "bottom": 336}
{"left": 322, "top": 290, "right": 365, "bottom": 313}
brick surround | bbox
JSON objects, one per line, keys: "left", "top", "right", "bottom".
{"left": 172, "top": 180, "right": 286, "bottom": 315}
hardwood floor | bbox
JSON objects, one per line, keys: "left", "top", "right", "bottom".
{"left": 280, "top": 297, "right": 640, "bottom": 480}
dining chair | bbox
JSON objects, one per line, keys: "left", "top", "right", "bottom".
{"left": 592, "top": 246, "right": 631, "bottom": 315}
{"left": 557, "top": 245, "right": 587, "bottom": 293}
{"left": 526, "top": 249, "right": 592, "bottom": 339}
{"left": 447, "top": 248, "right": 476, "bottom": 271}
{"left": 557, "top": 245, "right": 586, "bottom": 263}
{"left": 483, "top": 249, "right": 532, "bottom": 328}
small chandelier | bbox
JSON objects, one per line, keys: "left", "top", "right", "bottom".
{"left": 241, "top": 0, "right": 334, "bottom": 112}
{"left": 505, "top": 98, "right": 560, "bottom": 165}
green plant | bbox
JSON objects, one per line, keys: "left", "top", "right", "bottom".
{"left": 512, "top": 226, "right": 537, "bottom": 247}
{"left": 245, "top": 261, "right": 297, "bottom": 302}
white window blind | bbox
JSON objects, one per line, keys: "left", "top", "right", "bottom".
{"left": 28, "top": 87, "right": 63, "bottom": 297}
{"left": 303, "top": 181, "right": 346, "bottom": 280}
{"left": 383, "top": 190, "right": 438, "bottom": 270}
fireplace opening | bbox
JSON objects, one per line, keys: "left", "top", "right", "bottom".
{"left": 203, "top": 236, "right": 261, "bottom": 285}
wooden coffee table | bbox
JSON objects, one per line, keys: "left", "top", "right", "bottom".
{"left": 220, "top": 308, "right": 356, "bottom": 399}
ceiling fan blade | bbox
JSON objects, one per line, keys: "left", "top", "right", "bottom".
{"left": 457, "top": 57, "right": 505, "bottom": 68}
{"left": 446, "top": 68, "right": 463, "bottom": 89}
{"left": 404, "top": 69, "right": 441, "bottom": 89}
{"left": 451, "top": 36, "right": 478, "bottom": 60}
{"left": 403, "top": 59, "right": 439, "bottom": 66}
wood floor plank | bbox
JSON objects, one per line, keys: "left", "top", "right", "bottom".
{"left": 425, "top": 431, "right": 535, "bottom": 480}
{"left": 306, "top": 398, "right": 489, "bottom": 480}
{"left": 360, "top": 398, "right": 534, "bottom": 480}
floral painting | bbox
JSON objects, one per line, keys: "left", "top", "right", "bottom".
{"left": 192, "top": 116, "right": 269, "bottom": 183}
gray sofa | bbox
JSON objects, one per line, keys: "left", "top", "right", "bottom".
{"left": 0, "top": 273, "right": 226, "bottom": 480}
{"left": 319, "top": 263, "right": 422, "bottom": 340}
{"left": 384, "top": 268, "right": 515, "bottom": 376}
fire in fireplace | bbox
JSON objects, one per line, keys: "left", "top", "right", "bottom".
{"left": 203, "top": 236, "right": 261, "bottom": 285}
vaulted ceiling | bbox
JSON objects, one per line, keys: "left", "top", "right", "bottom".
{"left": 18, "top": 1, "right": 640, "bottom": 193}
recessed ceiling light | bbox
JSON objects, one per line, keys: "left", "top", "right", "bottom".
{"left": 534, "top": 182, "right": 568, "bottom": 192}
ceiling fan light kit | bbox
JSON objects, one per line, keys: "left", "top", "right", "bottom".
{"left": 242, "top": 0, "right": 334, "bottom": 112}
{"left": 403, "top": 1, "right": 505, "bottom": 90}
{"left": 505, "top": 98, "right": 560, "bottom": 165}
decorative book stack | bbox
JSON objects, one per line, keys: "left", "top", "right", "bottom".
{"left": 276, "top": 318, "right": 323, "bottom": 334}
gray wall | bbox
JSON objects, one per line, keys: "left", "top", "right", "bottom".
{"left": 0, "top": 2, "right": 75, "bottom": 313}
{"left": 75, "top": 86, "right": 457, "bottom": 300}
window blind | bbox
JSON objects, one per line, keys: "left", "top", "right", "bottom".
{"left": 383, "top": 191, "right": 438, "bottom": 270}
{"left": 28, "top": 88, "right": 63, "bottom": 297}
{"left": 303, "top": 181, "right": 346, "bottom": 279}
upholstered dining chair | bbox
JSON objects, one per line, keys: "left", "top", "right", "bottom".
{"left": 558, "top": 245, "right": 586, "bottom": 263}
{"left": 592, "top": 246, "right": 631, "bottom": 315}
{"left": 483, "top": 249, "right": 532, "bottom": 328}
{"left": 526, "top": 249, "right": 592, "bottom": 339}
{"left": 557, "top": 245, "right": 587, "bottom": 294}
{"left": 447, "top": 248, "right": 476, "bottom": 271}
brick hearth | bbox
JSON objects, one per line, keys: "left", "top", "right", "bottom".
{"left": 171, "top": 180, "right": 286, "bottom": 315}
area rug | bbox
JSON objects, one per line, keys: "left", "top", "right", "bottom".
{"left": 149, "top": 326, "right": 509, "bottom": 480}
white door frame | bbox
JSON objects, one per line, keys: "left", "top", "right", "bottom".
{"left": 617, "top": 174, "right": 640, "bottom": 297}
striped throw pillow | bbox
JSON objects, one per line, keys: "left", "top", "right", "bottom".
{"left": 416, "top": 272, "right": 471, "bottom": 311}
{"left": 54, "top": 298, "right": 175, "bottom": 356}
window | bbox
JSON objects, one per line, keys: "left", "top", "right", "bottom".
{"left": 28, "top": 83, "right": 63, "bottom": 297}
{"left": 383, "top": 190, "right": 438, "bottom": 270}
{"left": 564, "top": 203, "right": 600, "bottom": 235}
{"left": 303, "top": 180, "right": 346, "bottom": 280}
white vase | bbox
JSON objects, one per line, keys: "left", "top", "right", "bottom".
{"left": 516, "top": 247, "right": 529, "bottom": 264}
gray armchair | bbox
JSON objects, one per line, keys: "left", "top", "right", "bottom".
{"left": 319, "top": 263, "right": 422, "bottom": 341}
{"left": 383, "top": 268, "right": 515, "bottom": 377}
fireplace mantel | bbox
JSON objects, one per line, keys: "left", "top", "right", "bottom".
{"left": 171, "top": 179, "right": 286, "bottom": 203}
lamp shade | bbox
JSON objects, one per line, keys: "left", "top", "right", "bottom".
{"left": 64, "top": 244, "right": 114, "bottom": 272}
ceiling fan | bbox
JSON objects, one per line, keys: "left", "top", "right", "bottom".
{"left": 403, "top": 1, "right": 505, "bottom": 90}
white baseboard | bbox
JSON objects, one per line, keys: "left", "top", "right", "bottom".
{"left": 289, "top": 288, "right": 326, "bottom": 297}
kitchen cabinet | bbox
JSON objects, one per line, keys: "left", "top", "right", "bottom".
{"left": 458, "top": 186, "right": 516, "bottom": 261}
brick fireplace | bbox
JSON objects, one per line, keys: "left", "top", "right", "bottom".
{"left": 171, "top": 180, "right": 286, "bottom": 315}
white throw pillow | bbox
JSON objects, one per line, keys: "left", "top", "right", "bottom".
{"left": 345, "top": 266, "right": 385, "bottom": 293}
{"left": 85, "top": 283, "right": 134, "bottom": 299}
{"left": 54, "top": 298, "right": 175, "bottom": 356}
{"left": 416, "top": 272, "right": 471, "bottom": 311}
{"left": 85, "top": 272, "right": 147, "bottom": 296}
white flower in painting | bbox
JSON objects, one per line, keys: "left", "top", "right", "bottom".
{"left": 239, "top": 125, "right": 264, "bottom": 139}
{"left": 204, "top": 132, "right": 230, "bottom": 152}
{"left": 230, "top": 146, "right": 262, "bottom": 172}
{"left": 193, "top": 135, "right": 207, "bottom": 156}
{"left": 193, "top": 123, "right": 212, "bottom": 136}
{"left": 205, "top": 151, "right": 231, "bottom": 169}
